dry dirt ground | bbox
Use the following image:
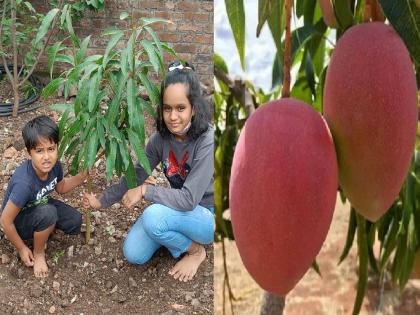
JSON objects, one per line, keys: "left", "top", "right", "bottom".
{"left": 215, "top": 196, "right": 420, "bottom": 315}
{"left": 0, "top": 99, "right": 213, "bottom": 314}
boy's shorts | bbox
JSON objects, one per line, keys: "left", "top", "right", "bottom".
{"left": 14, "top": 198, "right": 82, "bottom": 240}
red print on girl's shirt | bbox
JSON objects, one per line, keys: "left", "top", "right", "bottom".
{"left": 164, "top": 150, "right": 191, "bottom": 188}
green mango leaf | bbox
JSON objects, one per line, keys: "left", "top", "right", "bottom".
{"left": 23, "top": 1, "right": 35, "bottom": 13}
{"left": 379, "top": 0, "right": 420, "bottom": 69}
{"left": 85, "top": 131, "right": 99, "bottom": 170}
{"left": 65, "top": 138, "right": 80, "bottom": 158}
{"left": 65, "top": 8, "right": 79, "bottom": 46}
{"left": 144, "top": 26, "right": 163, "bottom": 58}
{"left": 118, "top": 139, "right": 130, "bottom": 170}
{"left": 42, "top": 77, "right": 64, "bottom": 98}
{"left": 214, "top": 53, "right": 229, "bottom": 74}
{"left": 127, "top": 129, "right": 152, "bottom": 175}
{"left": 140, "top": 17, "right": 172, "bottom": 28}
{"left": 141, "top": 39, "right": 160, "bottom": 74}
{"left": 140, "top": 98, "right": 156, "bottom": 120}
{"left": 103, "top": 31, "right": 124, "bottom": 69}
{"left": 339, "top": 207, "right": 357, "bottom": 264}
{"left": 97, "top": 117, "right": 106, "bottom": 150}
{"left": 102, "top": 27, "right": 122, "bottom": 36}
{"left": 60, "top": 4, "right": 69, "bottom": 26}
{"left": 160, "top": 42, "right": 177, "bottom": 57}
{"left": 34, "top": 8, "right": 59, "bottom": 45}
{"left": 138, "top": 72, "right": 159, "bottom": 106}
{"left": 332, "top": 0, "right": 354, "bottom": 30}
{"left": 353, "top": 214, "right": 368, "bottom": 315}
{"left": 225, "top": 0, "right": 246, "bottom": 69}
{"left": 47, "top": 41, "right": 64, "bottom": 78}
{"left": 54, "top": 54, "right": 74, "bottom": 66}
{"left": 267, "top": 0, "right": 285, "bottom": 53}
{"left": 58, "top": 109, "right": 70, "bottom": 140}
{"left": 105, "top": 139, "right": 117, "bottom": 181}
{"left": 88, "top": 70, "right": 101, "bottom": 112}
{"left": 50, "top": 103, "right": 74, "bottom": 113}
{"left": 76, "top": 35, "right": 92, "bottom": 65}
{"left": 125, "top": 158, "right": 138, "bottom": 189}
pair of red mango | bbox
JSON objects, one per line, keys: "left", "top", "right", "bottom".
{"left": 229, "top": 22, "right": 418, "bottom": 295}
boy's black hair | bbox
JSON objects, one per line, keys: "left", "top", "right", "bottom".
{"left": 157, "top": 61, "right": 211, "bottom": 140}
{"left": 22, "top": 115, "right": 59, "bottom": 151}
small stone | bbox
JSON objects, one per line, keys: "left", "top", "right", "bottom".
{"left": 108, "top": 236, "right": 116, "bottom": 243}
{"left": 5, "top": 162, "right": 18, "bottom": 174}
{"left": 1, "top": 254, "right": 10, "bottom": 264}
{"left": 105, "top": 281, "right": 113, "bottom": 289}
{"left": 3, "top": 146, "right": 17, "bottom": 159}
{"left": 94, "top": 246, "right": 102, "bottom": 256}
{"left": 111, "top": 285, "right": 118, "bottom": 293}
{"left": 49, "top": 305, "right": 56, "bottom": 314}
{"left": 128, "top": 277, "right": 137, "bottom": 288}
{"left": 185, "top": 291, "right": 195, "bottom": 302}
{"left": 52, "top": 281, "right": 60, "bottom": 291}
{"left": 191, "top": 298, "right": 200, "bottom": 308}
{"left": 203, "top": 289, "right": 212, "bottom": 297}
{"left": 159, "top": 287, "right": 165, "bottom": 294}
{"left": 115, "top": 259, "right": 123, "bottom": 268}
{"left": 161, "top": 311, "right": 174, "bottom": 315}
{"left": 88, "top": 238, "right": 96, "bottom": 245}
{"left": 142, "top": 278, "right": 146, "bottom": 282}
{"left": 67, "top": 245, "right": 74, "bottom": 258}
{"left": 112, "top": 203, "right": 121, "bottom": 210}
{"left": 171, "top": 304, "right": 185, "bottom": 311}
{"left": 60, "top": 299, "right": 69, "bottom": 307}
{"left": 30, "top": 284, "right": 43, "bottom": 298}
{"left": 17, "top": 268, "right": 25, "bottom": 279}
{"left": 2, "top": 183, "right": 8, "bottom": 191}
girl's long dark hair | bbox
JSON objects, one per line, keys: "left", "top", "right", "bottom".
{"left": 157, "top": 64, "right": 211, "bottom": 140}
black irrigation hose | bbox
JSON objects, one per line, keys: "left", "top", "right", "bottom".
{"left": 0, "top": 64, "right": 44, "bottom": 116}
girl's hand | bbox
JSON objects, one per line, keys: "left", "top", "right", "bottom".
{"left": 18, "top": 246, "right": 34, "bottom": 267}
{"left": 83, "top": 192, "right": 101, "bottom": 209}
{"left": 145, "top": 176, "right": 157, "bottom": 185}
{"left": 122, "top": 186, "right": 143, "bottom": 209}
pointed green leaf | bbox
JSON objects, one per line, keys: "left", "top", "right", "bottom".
{"left": 141, "top": 39, "right": 160, "bottom": 73}
{"left": 42, "top": 77, "right": 64, "bottom": 98}
{"left": 225, "top": 0, "right": 245, "bottom": 69}
{"left": 125, "top": 158, "right": 137, "bottom": 189}
{"left": 35, "top": 8, "right": 59, "bottom": 45}
{"left": 105, "top": 139, "right": 117, "bottom": 181}
{"left": 140, "top": 17, "right": 172, "bottom": 28}
{"left": 379, "top": 0, "right": 420, "bottom": 69}
{"left": 138, "top": 72, "right": 159, "bottom": 106}
{"left": 103, "top": 31, "right": 124, "bottom": 69}
{"left": 120, "top": 11, "right": 129, "bottom": 20}
{"left": 127, "top": 129, "right": 151, "bottom": 175}
{"left": 47, "top": 41, "right": 64, "bottom": 78}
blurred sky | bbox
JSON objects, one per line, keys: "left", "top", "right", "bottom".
{"left": 214, "top": 0, "right": 277, "bottom": 92}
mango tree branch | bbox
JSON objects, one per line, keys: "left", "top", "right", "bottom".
{"left": 281, "top": 0, "right": 292, "bottom": 98}
{"left": 214, "top": 67, "right": 255, "bottom": 117}
{"left": 18, "top": 0, "right": 65, "bottom": 88}
{"left": 0, "top": 0, "right": 14, "bottom": 83}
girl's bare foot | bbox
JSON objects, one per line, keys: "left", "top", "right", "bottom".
{"left": 169, "top": 243, "right": 206, "bottom": 282}
{"left": 33, "top": 252, "right": 49, "bottom": 278}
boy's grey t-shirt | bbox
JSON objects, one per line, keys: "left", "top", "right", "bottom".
{"left": 100, "top": 126, "right": 214, "bottom": 211}
{"left": 1, "top": 160, "right": 63, "bottom": 211}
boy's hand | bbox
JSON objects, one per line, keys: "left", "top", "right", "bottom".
{"left": 18, "top": 246, "right": 34, "bottom": 267}
{"left": 122, "top": 186, "right": 143, "bottom": 209}
{"left": 83, "top": 192, "right": 101, "bottom": 209}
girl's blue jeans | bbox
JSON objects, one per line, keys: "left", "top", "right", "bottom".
{"left": 123, "top": 203, "right": 214, "bottom": 265}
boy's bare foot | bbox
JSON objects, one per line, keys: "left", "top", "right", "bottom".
{"left": 33, "top": 252, "right": 49, "bottom": 278}
{"left": 169, "top": 243, "right": 206, "bottom": 282}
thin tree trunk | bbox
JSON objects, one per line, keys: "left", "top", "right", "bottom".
{"left": 11, "top": 0, "right": 19, "bottom": 117}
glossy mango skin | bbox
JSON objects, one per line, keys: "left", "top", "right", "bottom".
{"left": 324, "top": 23, "right": 418, "bottom": 222}
{"left": 230, "top": 98, "right": 338, "bottom": 295}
